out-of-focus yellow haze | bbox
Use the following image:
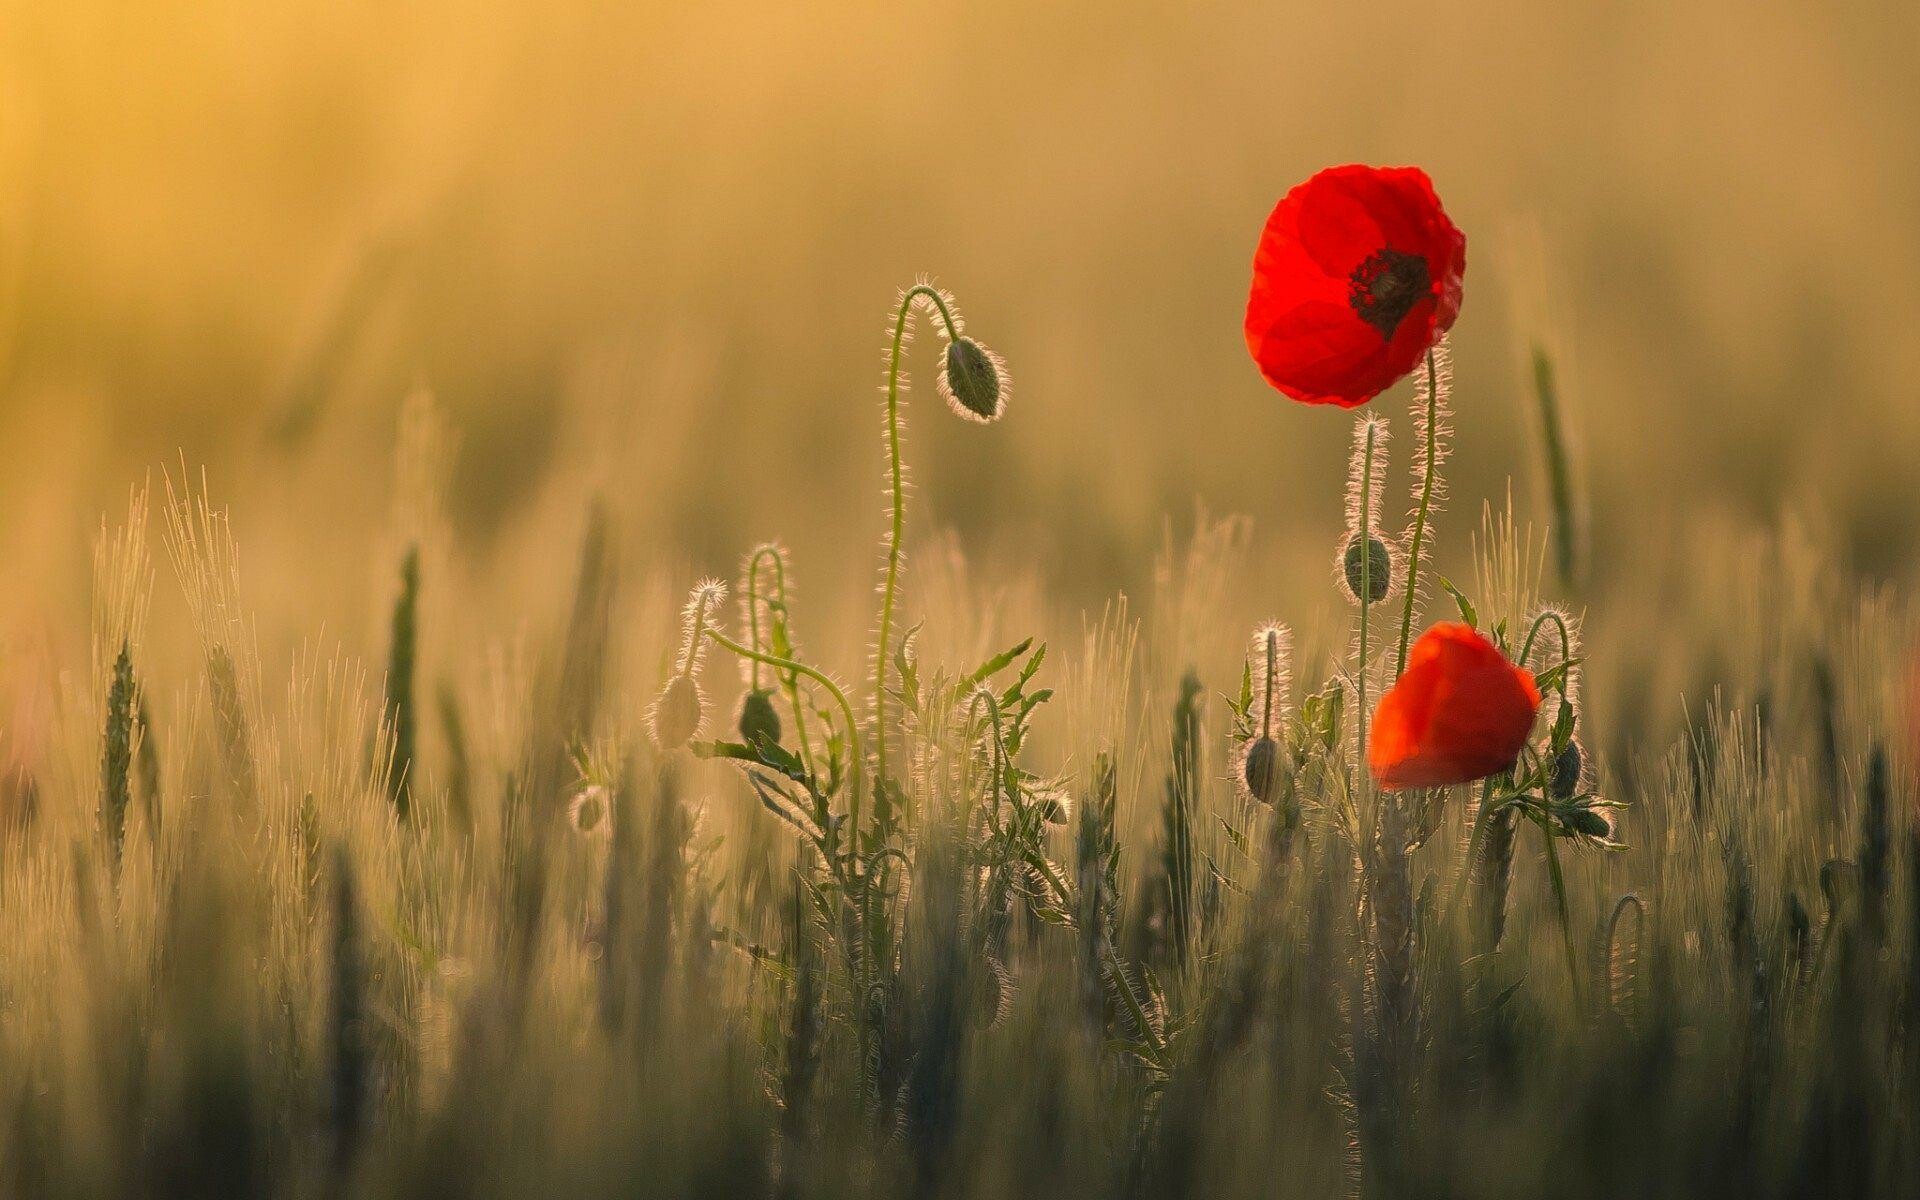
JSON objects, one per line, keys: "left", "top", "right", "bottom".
{"left": 1, "top": 0, "right": 1918, "bottom": 633}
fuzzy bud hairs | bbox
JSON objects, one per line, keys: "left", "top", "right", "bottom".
{"left": 1237, "top": 622, "right": 1292, "bottom": 805}
{"left": 1339, "top": 415, "right": 1396, "bottom": 607}
{"left": 652, "top": 579, "right": 727, "bottom": 749}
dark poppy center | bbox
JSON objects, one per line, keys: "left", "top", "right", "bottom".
{"left": 1348, "top": 248, "right": 1430, "bottom": 339}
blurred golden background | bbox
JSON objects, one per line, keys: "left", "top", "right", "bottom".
{"left": 2, "top": 0, "right": 1917, "bottom": 676}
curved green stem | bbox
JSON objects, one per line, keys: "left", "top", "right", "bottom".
{"left": 706, "top": 629, "right": 863, "bottom": 835}
{"left": 874, "top": 284, "right": 962, "bottom": 791}
{"left": 680, "top": 589, "right": 719, "bottom": 678}
{"left": 1518, "top": 609, "right": 1572, "bottom": 671}
{"left": 746, "top": 547, "right": 818, "bottom": 779}
{"left": 1394, "top": 349, "right": 1440, "bottom": 679}
{"left": 964, "top": 688, "right": 1006, "bottom": 829}
{"left": 745, "top": 547, "right": 783, "bottom": 691}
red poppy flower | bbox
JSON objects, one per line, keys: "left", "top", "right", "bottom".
{"left": 1245, "top": 165, "right": 1466, "bottom": 408}
{"left": 1369, "top": 623, "right": 1539, "bottom": 790}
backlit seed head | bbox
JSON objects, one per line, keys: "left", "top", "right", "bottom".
{"left": 1239, "top": 736, "right": 1281, "bottom": 805}
{"left": 737, "top": 687, "right": 782, "bottom": 748}
{"left": 940, "top": 337, "right": 1008, "bottom": 423}
{"left": 1341, "top": 534, "right": 1393, "bottom": 605}
{"left": 1549, "top": 737, "right": 1585, "bottom": 800}
{"left": 651, "top": 674, "right": 703, "bottom": 749}
{"left": 568, "top": 785, "right": 612, "bottom": 838}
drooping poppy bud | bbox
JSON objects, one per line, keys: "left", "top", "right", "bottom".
{"left": 568, "top": 784, "right": 612, "bottom": 838}
{"left": 941, "top": 336, "right": 1007, "bottom": 423}
{"left": 737, "top": 688, "right": 782, "bottom": 748}
{"left": 651, "top": 674, "right": 702, "bottom": 749}
{"left": 1548, "top": 737, "right": 1584, "bottom": 800}
{"left": 1241, "top": 736, "right": 1280, "bottom": 805}
{"left": 653, "top": 580, "right": 725, "bottom": 750}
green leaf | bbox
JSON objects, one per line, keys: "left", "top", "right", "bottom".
{"left": 958, "top": 637, "right": 1034, "bottom": 694}
{"left": 1550, "top": 695, "right": 1577, "bottom": 753}
{"left": 1438, "top": 576, "right": 1478, "bottom": 629}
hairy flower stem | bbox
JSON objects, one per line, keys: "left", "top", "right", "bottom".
{"left": 1465, "top": 798, "right": 1514, "bottom": 953}
{"left": 1260, "top": 630, "right": 1277, "bottom": 740}
{"left": 1394, "top": 349, "right": 1440, "bottom": 679}
{"left": 707, "top": 626, "right": 879, "bottom": 1103}
{"left": 745, "top": 549, "right": 774, "bottom": 694}
{"left": 678, "top": 590, "right": 717, "bottom": 681}
{"left": 705, "top": 629, "right": 864, "bottom": 837}
{"left": 747, "top": 546, "right": 816, "bottom": 779}
{"left": 1357, "top": 422, "right": 1380, "bottom": 802}
{"left": 1371, "top": 795, "right": 1417, "bottom": 1099}
{"left": 874, "top": 284, "right": 961, "bottom": 791}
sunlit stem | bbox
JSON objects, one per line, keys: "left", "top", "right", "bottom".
{"left": 1394, "top": 349, "right": 1440, "bottom": 679}
{"left": 964, "top": 688, "right": 1006, "bottom": 830}
{"left": 705, "top": 629, "right": 863, "bottom": 836}
{"left": 1518, "top": 609, "right": 1572, "bottom": 671}
{"left": 874, "top": 283, "right": 962, "bottom": 791}
{"left": 745, "top": 549, "right": 776, "bottom": 691}
{"left": 746, "top": 546, "right": 817, "bottom": 779}
{"left": 1260, "top": 629, "right": 1277, "bottom": 739}
{"left": 679, "top": 589, "right": 719, "bottom": 679}
{"left": 1357, "top": 422, "right": 1379, "bottom": 811}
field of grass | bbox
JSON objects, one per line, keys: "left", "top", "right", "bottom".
{"left": 3, "top": 5, "right": 1920, "bottom": 1198}
{"left": 0, "top": 280, "right": 1915, "bottom": 1197}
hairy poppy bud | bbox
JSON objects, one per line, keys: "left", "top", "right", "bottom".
{"left": 1549, "top": 737, "right": 1584, "bottom": 800}
{"left": 940, "top": 337, "right": 1007, "bottom": 423}
{"left": 1241, "top": 736, "right": 1280, "bottom": 805}
{"left": 651, "top": 674, "right": 703, "bottom": 749}
{"left": 737, "top": 688, "right": 781, "bottom": 748}
{"left": 1567, "top": 807, "right": 1611, "bottom": 839}
{"left": 568, "top": 785, "right": 612, "bottom": 837}
{"left": 1342, "top": 534, "right": 1392, "bottom": 605}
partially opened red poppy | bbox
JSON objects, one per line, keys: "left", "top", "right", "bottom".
{"left": 1369, "top": 623, "right": 1539, "bottom": 790}
{"left": 1245, "top": 165, "right": 1466, "bottom": 408}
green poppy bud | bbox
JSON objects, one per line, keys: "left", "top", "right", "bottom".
{"left": 1241, "top": 736, "right": 1281, "bottom": 805}
{"left": 941, "top": 337, "right": 1007, "bottom": 423}
{"left": 651, "top": 674, "right": 702, "bottom": 749}
{"left": 1341, "top": 534, "right": 1392, "bottom": 605}
{"left": 1568, "top": 807, "right": 1611, "bottom": 839}
{"left": 568, "top": 785, "right": 612, "bottom": 837}
{"left": 737, "top": 688, "right": 782, "bottom": 748}
{"left": 1549, "top": 737, "right": 1584, "bottom": 800}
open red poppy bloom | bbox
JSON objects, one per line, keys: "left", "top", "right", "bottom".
{"left": 1369, "top": 623, "right": 1539, "bottom": 790}
{"left": 1245, "top": 165, "right": 1465, "bottom": 408}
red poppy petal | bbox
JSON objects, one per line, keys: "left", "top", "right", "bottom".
{"left": 1250, "top": 300, "right": 1401, "bottom": 407}
{"left": 1367, "top": 624, "right": 1539, "bottom": 790}
{"left": 1245, "top": 164, "right": 1466, "bottom": 408}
